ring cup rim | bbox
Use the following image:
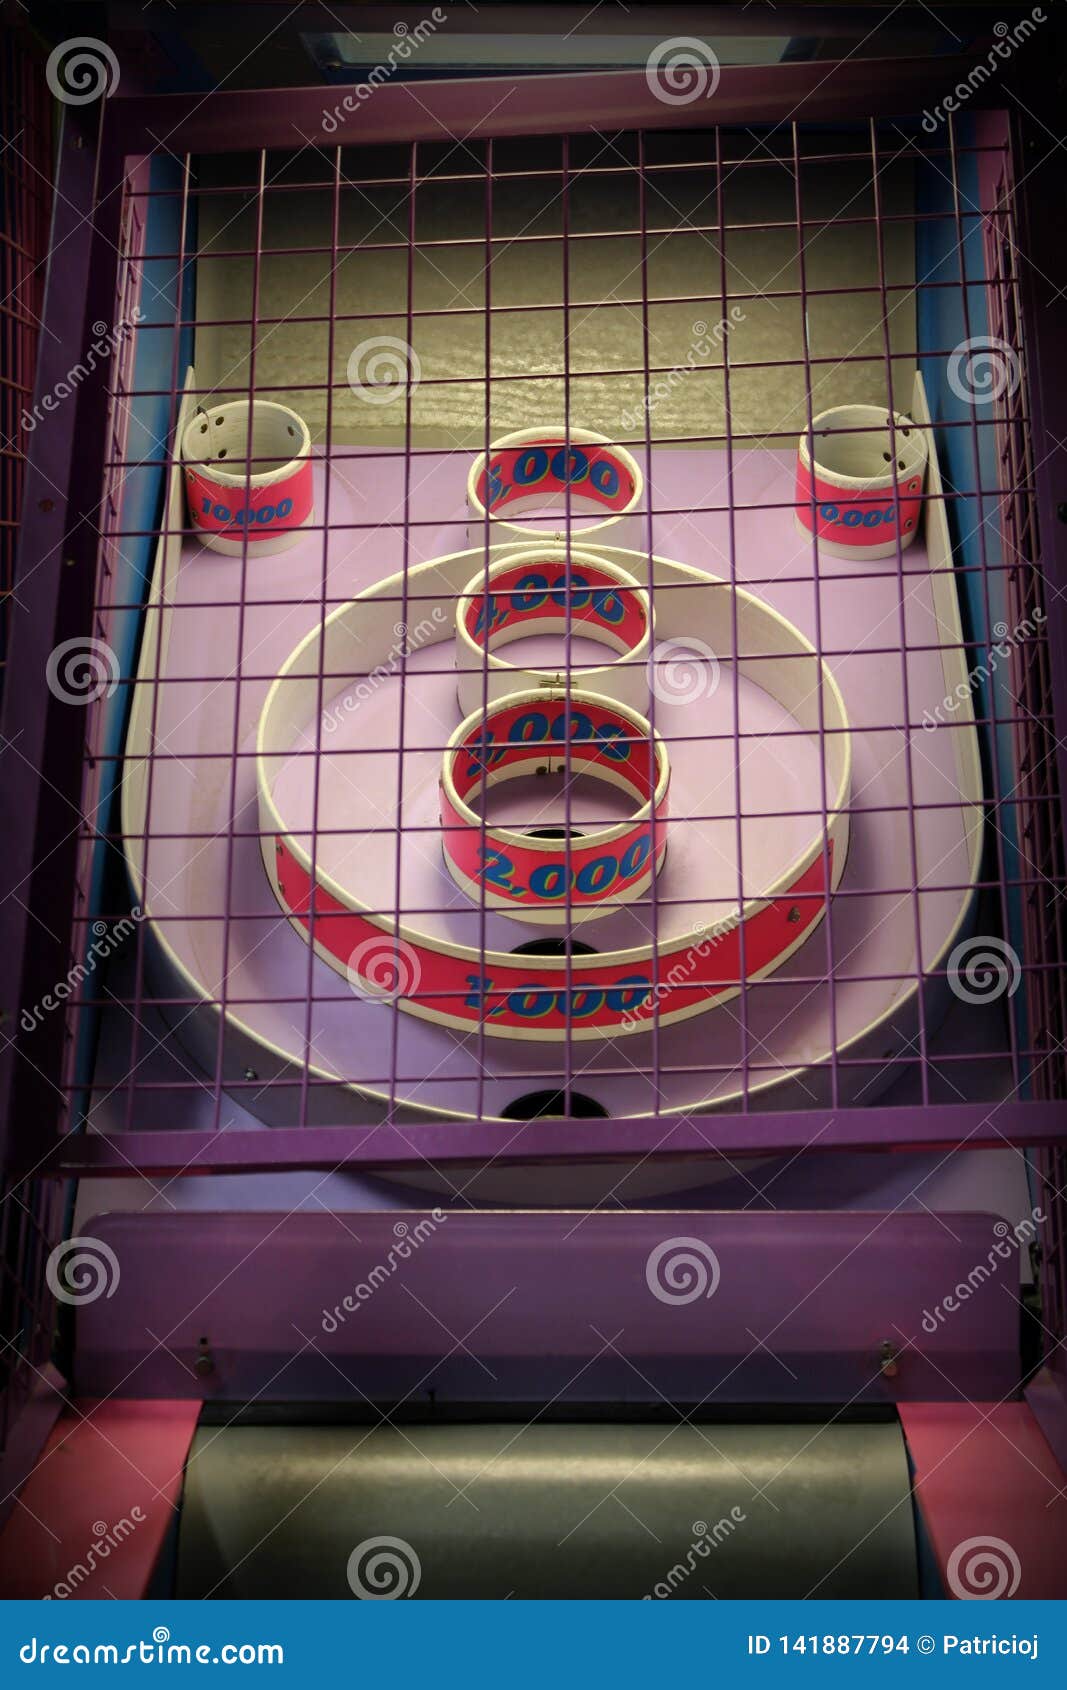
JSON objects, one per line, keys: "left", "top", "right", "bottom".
{"left": 467, "top": 425, "right": 643, "bottom": 539}
{"left": 797, "top": 404, "right": 928, "bottom": 491}
{"left": 181, "top": 398, "right": 312, "bottom": 491}
{"left": 455, "top": 549, "right": 653, "bottom": 693}
{"left": 440, "top": 686, "right": 670, "bottom": 856}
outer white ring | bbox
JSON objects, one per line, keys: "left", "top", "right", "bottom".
{"left": 255, "top": 545, "right": 851, "bottom": 1039}
{"left": 455, "top": 546, "right": 652, "bottom": 717}
{"left": 467, "top": 425, "right": 643, "bottom": 548}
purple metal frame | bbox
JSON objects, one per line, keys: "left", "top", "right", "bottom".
{"left": 991, "top": 94, "right": 1067, "bottom": 1446}
{"left": 74, "top": 1209, "right": 1022, "bottom": 1406}
{"left": 0, "top": 21, "right": 60, "bottom": 1475}
{"left": 45, "top": 1100, "right": 1067, "bottom": 1179}
{"left": 4, "top": 48, "right": 1067, "bottom": 1463}
{"left": 0, "top": 75, "right": 113, "bottom": 1479}
{"left": 11, "top": 62, "right": 1065, "bottom": 1162}
{"left": 0, "top": 95, "right": 124, "bottom": 1181}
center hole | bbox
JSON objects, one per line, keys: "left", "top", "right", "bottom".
{"left": 510, "top": 938, "right": 599, "bottom": 958}
{"left": 500, "top": 1088, "right": 608, "bottom": 1120}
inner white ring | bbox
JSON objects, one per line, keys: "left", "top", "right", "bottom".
{"left": 181, "top": 398, "right": 311, "bottom": 488}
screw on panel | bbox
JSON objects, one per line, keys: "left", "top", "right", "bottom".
{"left": 194, "top": 1337, "right": 214, "bottom": 1378}
{"left": 879, "top": 1340, "right": 899, "bottom": 1379}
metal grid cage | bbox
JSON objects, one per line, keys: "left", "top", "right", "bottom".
{"left": 56, "top": 116, "right": 1066, "bottom": 1140}
{"left": 3, "top": 58, "right": 1067, "bottom": 1453}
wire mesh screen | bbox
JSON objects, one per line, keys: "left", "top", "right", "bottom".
{"left": 44, "top": 114, "right": 1061, "bottom": 1165}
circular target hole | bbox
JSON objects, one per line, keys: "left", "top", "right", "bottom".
{"left": 217, "top": 447, "right": 227, "bottom": 458}
{"left": 510, "top": 938, "right": 598, "bottom": 958}
{"left": 500, "top": 1088, "right": 608, "bottom": 1121}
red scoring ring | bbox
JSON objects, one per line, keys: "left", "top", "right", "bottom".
{"left": 185, "top": 459, "right": 313, "bottom": 542}
{"left": 472, "top": 436, "right": 637, "bottom": 521}
{"left": 462, "top": 557, "right": 649, "bottom": 655}
{"left": 794, "top": 458, "right": 924, "bottom": 548}
{"left": 440, "top": 690, "right": 670, "bottom": 921}
{"left": 273, "top": 831, "right": 835, "bottom": 1038}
